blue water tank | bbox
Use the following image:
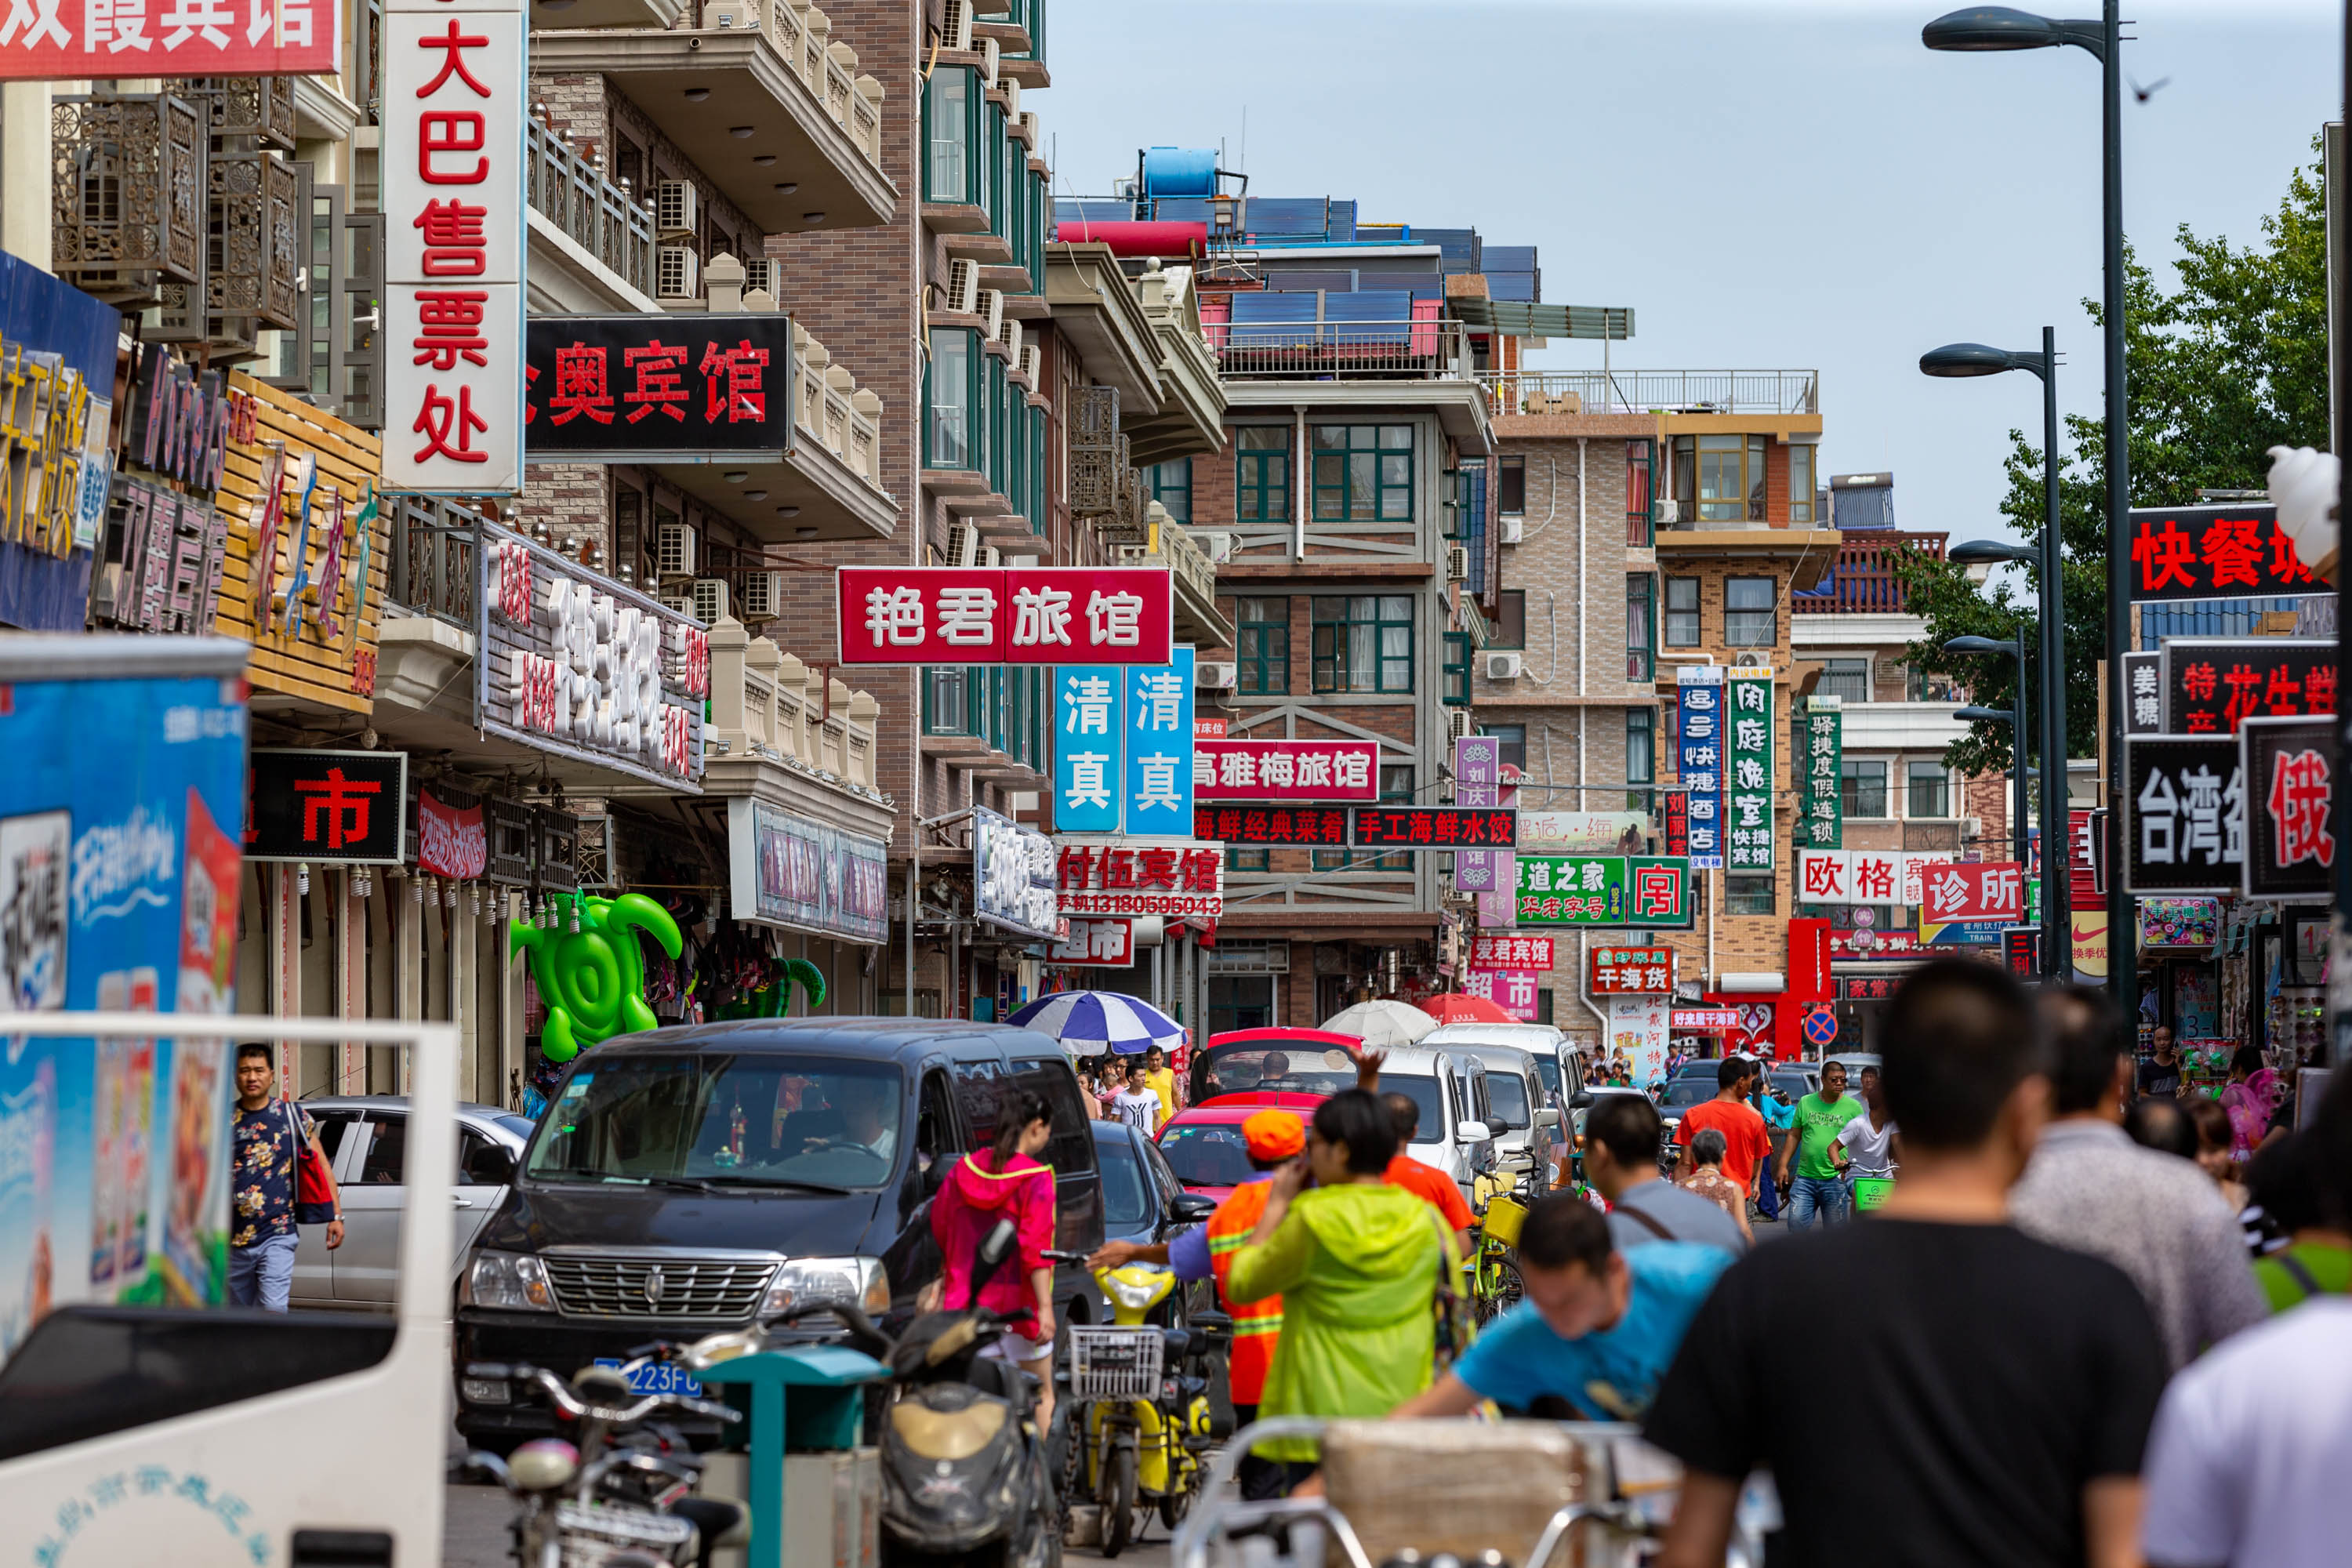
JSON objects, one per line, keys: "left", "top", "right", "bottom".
{"left": 1141, "top": 147, "right": 1218, "bottom": 199}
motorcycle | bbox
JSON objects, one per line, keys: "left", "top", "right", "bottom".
{"left": 456, "top": 1357, "right": 750, "bottom": 1568}
{"left": 1062, "top": 1258, "right": 1217, "bottom": 1556}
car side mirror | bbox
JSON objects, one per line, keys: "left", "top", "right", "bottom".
{"left": 1569, "top": 1091, "right": 1595, "bottom": 1110}
{"left": 1534, "top": 1107, "right": 1562, "bottom": 1131}
{"left": 1484, "top": 1116, "right": 1509, "bottom": 1139}
{"left": 1455, "top": 1120, "right": 1494, "bottom": 1145}
{"left": 463, "top": 1144, "right": 516, "bottom": 1186}
{"left": 1170, "top": 1192, "right": 1217, "bottom": 1223}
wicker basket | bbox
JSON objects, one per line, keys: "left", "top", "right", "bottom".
{"left": 1320, "top": 1418, "right": 1589, "bottom": 1567}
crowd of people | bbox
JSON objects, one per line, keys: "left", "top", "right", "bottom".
{"left": 1131, "top": 961, "right": 2347, "bottom": 1568}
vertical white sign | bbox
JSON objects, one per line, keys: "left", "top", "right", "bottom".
{"left": 382, "top": 0, "right": 526, "bottom": 494}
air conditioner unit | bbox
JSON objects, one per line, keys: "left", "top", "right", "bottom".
{"left": 1001, "top": 80, "right": 1019, "bottom": 119}
{"left": 1446, "top": 545, "right": 1470, "bottom": 582}
{"left": 1963, "top": 815, "right": 1986, "bottom": 838}
{"left": 654, "top": 522, "right": 698, "bottom": 580}
{"left": 1499, "top": 517, "right": 1524, "bottom": 545}
{"left": 1655, "top": 499, "right": 1682, "bottom": 525}
{"left": 655, "top": 180, "right": 699, "bottom": 238}
{"left": 1196, "top": 662, "right": 1238, "bottom": 690}
{"left": 1446, "top": 710, "right": 1475, "bottom": 742}
{"left": 941, "top": 0, "right": 972, "bottom": 50}
{"left": 979, "top": 289, "right": 1004, "bottom": 341}
{"left": 1485, "top": 652, "right": 1524, "bottom": 681}
{"left": 656, "top": 245, "right": 702, "bottom": 302}
{"left": 705, "top": 0, "right": 756, "bottom": 28}
{"left": 1002, "top": 318, "right": 1022, "bottom": 359}
{"left": 980, "top": 36, "right": 1000, "bottom": 88}
{"left": 944, "top": 521, "right": 979, "bottom": 568}
{"left": 1020, "top": 343, "right": 1043, "bottom": 385}
{"left": 1195, "top": 531, "right": 1235, "bottom": 564}
{"left": 691, "top": 577, "right": 731, "bottom": 625}
{"left": 740, "top": 256, "right": 779, "bottom": 296}
{"left": 946, "top": 257, "right": 980, "bottom": 316}
{"left": 739, "top": 569, "right": 784, "bottom": 620}
{"left": 658, "top": 593, "right": 696, "bottom": 621}
{"left": 978, "top": 545, "right": 1001, "bottom": 568}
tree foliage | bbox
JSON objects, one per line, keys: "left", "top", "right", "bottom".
{"left": 1900, "top": 146, "right": 2328, "bottom": 776}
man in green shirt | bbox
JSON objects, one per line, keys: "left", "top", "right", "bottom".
{"left": 1776, "top": 1061, "right": 1865, "bottom": 1231}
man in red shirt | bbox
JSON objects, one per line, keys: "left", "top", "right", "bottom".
{"left": 1354, "top": 1049, "right": 1475, "bottom": 1257}
{"left": 1673, "top": 1057, "right": 1773, "bottom": 1203}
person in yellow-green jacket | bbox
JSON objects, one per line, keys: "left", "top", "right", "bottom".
{"left": 1224, "top": 1087, "right": 1455, "bottom": 1491}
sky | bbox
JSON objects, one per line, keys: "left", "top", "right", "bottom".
{"left": 1037, "top": 0, "right": 2343, "bottom": 545}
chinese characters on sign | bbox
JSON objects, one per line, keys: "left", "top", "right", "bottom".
{"left": 416, "top": 788, "right": 487, "bottom": 879}
{"left": 726, "top": 800, "right": 890, "bottom": 944}
{"left": 1054, "top": 840, "right": 1225, "bottom": 920}
{"left": 975, "top": 808, "right": 1059, "bottom": 941}
{"left": 245, "top": 750, "right": 408, "bottom": 865}
{"left": 2239, "top": 716, "right": 2336, "bottom": 901}
{"left": 1453, "top": 735, "right": 1512, "bottom": 920}
{"left": 1055, "top": 666, "right": 1123, "bottom": 835}
{"left": 837, "top": 567, "right": 1174, "bottom": 665}
{"left": 1192, "top": 739, "right": 1381, "bottom": 803}
{"left": 1677, "top": 667, "right": 1724, "bottom": 869}
{"left": 1050, "top": 918, "right": 1136, "bottom": 967}
{"left": 2125, "top": 504, "right": 2321, "bottom": 604}
{"left": 1796, "top": 849, "right": 1942, "bottom": 906}
{"left": 383, "top": 0, "right": 524, "bottom": 492}
{"left": 2125, "top": 735, "right": 2245, "bottom": 895}
{"left": 1725, "top": 666, "right": 1775, "bottom": 871}
{"left": 1127, "top": 647, "right": 1194, "bottom": 838}
{"left": 524, "top": 316, "right": 797, "bottom": 456}
{"left": 1801, "top": 699, "right": 1841, "bottom": 848}
{"left": 1351, "top": 807, "right": 1517, "bottom": 849}
{"left": 2122, "top": 651, "right": 2164, "bottom": 736}
{"left": 1662, "top": 790, "right": 1690, "bottom": 858}
{"left": 1461, "top": 970, "right": 1543, "bottom": 1021}
{"left": 2161, "top": 639, "right": 2336, "bottom": 735}
{"left": 1515, "top": 856, "right": 1693, "bottom": 927}
{"left": 1468, "top": 935, "right": 1555, "bottom": 971}
{"left": 1588, "top": 945, "right": 1674, "bottom": 994}
{"left": 1194, "top": 806, "right": 1352, "bottom": 847}
{"left": 1917, "top": 862, "right": 2027, "bottom": 926}
{"left": 0, "top": 0, "right": 336, "bottom": 78}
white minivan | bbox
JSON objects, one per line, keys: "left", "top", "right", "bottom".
{"left": 1421, "top": 1025, "right": 1568, "bottom": 1182}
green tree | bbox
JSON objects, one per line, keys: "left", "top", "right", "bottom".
{"left": 1902, "top": 147, "right": 2328, "bottom": 777}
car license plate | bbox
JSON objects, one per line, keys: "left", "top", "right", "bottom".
{"left": 593, "top": 1358, "right": 702, "bottom": 1398}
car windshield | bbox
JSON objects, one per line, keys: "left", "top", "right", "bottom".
{"left": 1485, "top": 1073, "right": 1530, "bottom": 1127}
{"left": 1097, "top": 1134, "right": 1154, "bottom": 1230}
{"left": 528, "top": 1054, "right": 903, "bottom": 1190}
{"left": 1386, "top": 1076, "right": 1445, "bottom": 1142}
{"left": 1159, "top": 1121, "right": 1259, "bottom": 1188}
{"left": 494, "top": 1114, "right": 536, "bottom": 1140}
{"left": 1197, "top": 1043, "right": 1357, "bottom": 1098}
{"left": 1662, "top": 1079, "right": 1717, "bottom": 1111}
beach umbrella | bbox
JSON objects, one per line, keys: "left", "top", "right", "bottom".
{"left": 1319, "top": 999, "right": 1436, "bottom": 1048}
{"left": 1425, "top": 993, "right": 1516, "bottom": 1025}
{"left": 1008, "top": 989, "right": 1185, "bottom": 1056}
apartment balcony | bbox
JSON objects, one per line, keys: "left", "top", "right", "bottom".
{"left": 525, "top": 114, "right": 659, "bottom": 311}
{"left": 1114, "top": 503, "right": 1235, "bottom": 648}
{"left": 703, "top": 619, "right": 891, "bottom": 822}
{"left": 532, "top": 0, "right": 895, "bottom": 238}
{"left": 976, "top": 0, "right": 1047, "bottom": 86}
{"left": 1478, "top": 368, "right": 1819, "bottom": 417}
{"left": 1791, "top": 532, "right": 1947, "bottom": 616}
{"left": 1205, "top": 314, "right": 1475, "bottom": 383}
{"left": 531, "top": 0, "right": 684, "bottom": 28}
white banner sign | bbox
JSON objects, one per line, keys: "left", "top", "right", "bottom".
{"left": 1797, "top": 849, "right": 1962, "bottom": 906}
{"left": 382, "top": 0, "right": 525, "bottom": 493}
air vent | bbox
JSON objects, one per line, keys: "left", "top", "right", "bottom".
{"left": 1655, "top": 499, "right": 1682, "bottom": 525}
{"left": 739, "top": 569, "right": 783, "bottom": 619}
{"left": 740, "top": 256, "right": 779, "bottom": 296}
{"left": 656, "top": 245, "right": 701, "bottom": 301}
{"left": 978, "top": 545, "right": 1001, "bottom": 568}
{"left": 1020, "top": 343, "right": 1043, "bottom": 386}
{"left": 705, "top": 0, "right": 756, "bottom": 28}
{"left": 655, "top": 180, "right": 699, "bottom": 238}
{"left": 946, "top": 257, "right": 979, "bottom": 316}
{"left": 1446, "top": 545, "right": 1470, "bottom": 582}
{"left": 658, "top": 593, "right": 696, "bottom": 620}
{"left": 691, "top": 577, "right": 731, "bottom": 624}
{"left": 1499, "top": 517, "right": 1524, "bottom": 545}
{"left": 1196, "top": 662, "right": 1237, "bottom": 690}
{"left": 1002, "top": 80, "right": 1019, "bottom": 119}
{"left": 654, "top": 522, "right": 698, "bottom": 580}
{"left": 1446, "top": 710, "right": 1475, "bottom": 742}
{"left": 1002, "top": 318, "right": 1022, "bottom": 359}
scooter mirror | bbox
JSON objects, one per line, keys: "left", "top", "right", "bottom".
{"left": 978, "top": 1216, "right": 1020, "bottom": 1270}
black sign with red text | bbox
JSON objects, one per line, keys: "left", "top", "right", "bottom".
{"left": 246, "top": 749, "right": 410, "bottom": 866}
{"left": 1195, "top": 805, "right": 1352, "bottom": 847}
{"left": 525, "top": 315, "right": 797, "bottom": 458}
{"left": 1351, "top": 807, "right": 1517, "bottom": 849}
{"left": 2161, "top": 639, "right": 2338, "bottom": 735}
{"left": 2240, "top": 716, "right": 2339, "bottom": 901}
{"left": 2127, "top": 504, "right": 2323, "bottom": 604}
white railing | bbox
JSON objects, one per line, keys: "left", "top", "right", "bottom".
{"left": 1114, "top": 503, "right": 1218, "bottom": 610}
{"left": 707, "top": 619, "right": 883, "bottom": 791}
{"left": 789, "top": 323, "right": 886, "bottom": 489}
{"left": 1478, "top": 368, "right": 1820, "bottom": 416}
{"left": 696, "top": 0, "right": 886, "bottom": 172}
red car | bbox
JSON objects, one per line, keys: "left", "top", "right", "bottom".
{"left": 1155, "top": 1106, "right": 1275, "bottom": 1203}
{"left": 1186, "top": 1027, "right": 1363, "bottom": 1109}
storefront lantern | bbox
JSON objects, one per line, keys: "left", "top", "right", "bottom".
{"left": 510, "top": 890, "right": 684, "bottom": 1062}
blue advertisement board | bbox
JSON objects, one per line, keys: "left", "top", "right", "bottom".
{"left": 1124, "top": 645, "right": 1194, "bottom": 838}
{"left": 1678, "top": 666, "right": 1725, "bottom": 869}
{"left": 0, "top": 641, "right": 249, "bottom": 1365}
{"left": 1054, "top": 665, "right": 1123, "bottom": 835}
{"left": 0, "top": 249, "right": 125, "bottom": 632}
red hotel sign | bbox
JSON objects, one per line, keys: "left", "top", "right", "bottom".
{"left": 1918, "top": 861, "right": 2026, "bottom": 925}
{"left": 0, "top": 0, "right": 338, "bottom": 78}
{"left": 1193, "top": 739, "right": 1380, "bottom": 802}
{"left": 837, "top": 568, "right": 1171, "bottom": 665}
{"left": 1589, "top": 945, "right": 1674, "bottom": 994}
{"left": 1054, "top": 840, "right": 1225, "bottom": 919}
{"left": 1469, "top": 935, "right": 1556, "bottom": 971}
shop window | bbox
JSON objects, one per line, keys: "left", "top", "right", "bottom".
{"left": 1724, "top": 575, "right": 1776, "bottom": 648}
{"left": 1235, "top": 426, "right": 1289, "bottom": 523}
{"left": 1665, "top": 577, "right": 1701, "bottom": 648}
{"left": 1310, "top": 424, "right": 1413, "bottom": 521}
{"left": 1841, "top": 758, "right": 1888, "bottom": 818}
{"left": 1236, "top": 597, "right": 1290, "bottom": 695}
{"left": 1725, "top": 873, "right": 1777, "bottom": 915}
{"left": 1907, "top": 760, "right": 1951, "bottom": 819}
{"left": 1312, "top": 595, "right": 1413, "bottom": 693}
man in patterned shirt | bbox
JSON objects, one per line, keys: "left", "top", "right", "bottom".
{"left": 230, "top": 1043, "right": 343, "bottom": 1310}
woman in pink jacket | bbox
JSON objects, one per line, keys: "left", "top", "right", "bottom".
{"left": 930, "top": 1088, "right": 1059, "bottom": 1421}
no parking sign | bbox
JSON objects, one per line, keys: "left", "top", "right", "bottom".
{"left": 1802, "top": 1004, "right": 1840, "bottom": 1050}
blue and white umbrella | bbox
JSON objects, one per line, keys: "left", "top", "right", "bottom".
{"left": 1008, "top": 991, "right": 1185, "bottom": 1056}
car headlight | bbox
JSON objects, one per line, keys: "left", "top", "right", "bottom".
{"left": 764, "top": 1255, "right": 890, "bottom": 1317}
{"left": 462, "top": 1250, "right": 555, "bottom": 1312}
{"left": 1104, "top": 1270, "right": 1166, "bottom": 1311}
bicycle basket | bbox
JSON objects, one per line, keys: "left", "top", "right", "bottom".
{"left": 1066, "top": 1325, "right": 1164, "bottom": 1401}
{"left": 1481, "top": 1192, "right": 1527, "bottom": 1247}
{"left": 554, "top": 1501, "right": 696, "bottom": 1568}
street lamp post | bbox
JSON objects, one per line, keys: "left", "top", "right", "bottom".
{"left": 1924, "top": 334, "right": 2069, "bottom": 978}
{"left": 1947, "top": 638, "right": 2031, "bottom": 879}
{"left": 1925, "top": 2, "right": 2130, "bottom": 1021}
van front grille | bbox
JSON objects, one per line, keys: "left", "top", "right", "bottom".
{"left": 541, "top": 1255, "right": 776, "bottom": 1321}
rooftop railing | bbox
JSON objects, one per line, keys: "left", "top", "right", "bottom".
{"left": 1480, "top": 368, "right": 1819, "bottom": 416}
{"left": 1207, "top": 318, "right": 1474, "bottom": 381}
{"left": 1791, "top": 533, "right": 1947, "bottom": 615}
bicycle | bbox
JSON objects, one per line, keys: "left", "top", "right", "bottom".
{"left": 1465, "top": 1173, "right": 1536, "bottom": 1325}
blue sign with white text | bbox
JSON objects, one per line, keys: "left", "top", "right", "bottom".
{"left": 1124, "top": 646, "right": 1194, "bottom": 837}
{"left": 1054, "top": 666, "right": 1123, "bottom": 834}
{"left": 1678, "top": 668, "right": 1725, "bottom": 870}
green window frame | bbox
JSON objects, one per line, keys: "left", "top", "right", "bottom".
{"left": 1316, "top": 764, "right": 1414, "bottom": 871}
{"left": 1146, "top": 458, "right": 1192, "bottom": 524}
{"left": 1225, "top": 844, "right": 1271, "bottom": 873}
{"left": 924, "top": 328, "right": 980, "bottom": 470}
{"left": 1442, "top": 631, "right": 1472, "bottom": 706}
{"left": 1235, "top": 426, "right": 1288, "bottom": 523}
{"left": 1236, "top": 597, "right": 1288, "bottom": 695}
{"left": 1907, "top": 760, "right": 1951, "bottom": 820}
{"left": 1312, "top": 594, "right": 1413, "bottom": 694}
{"left": 1725, "top": 873, "right": 1777, "bottom": 916}
{"left": 922, "top": 67, "right": 978, "bottom": 205}
{"left": 1626, "top": 707, "right": 1654, "bottom": 812}
{"left": 1311, "top": 423, "right": 1414, "bottom": 521}
{"left": 1625, "top": 574, "right": 1655, "bottom": 682}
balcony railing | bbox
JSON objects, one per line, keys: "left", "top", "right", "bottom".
{"left": 708, "top": 620, "right": 884, "bottom": 793}
{"left": 1205, "top": 318, "right": 1474, "bottom": 381}
{"left": 1791, "top": 533, "right": 1947, "bottom": 615}
{"left": 527, "top": 114, "right": 658, "bottom": 298}
{"left": 789, "top": 322, "right": 885, "bottom": 490}
{"left": 1479, "top": 369, "right": 1820, "bottom": 416}
{"left": 386, "top": 496, "right": 479, "bottom": 627}
{"left": 691, "top": 0, "right": 885, "bottom": 169}
{"left": 1114, "top": 504, "right": 1218, "bottom": 609}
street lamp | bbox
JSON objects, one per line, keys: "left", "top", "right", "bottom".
{"left": 1923, "top": 328, "right": 2067, "bottom": 977}
{"left": 1945, "top": 637, "right": 2031, "bottom": 872}
{"left": 1925, "top": 2, "right": 2129, "bottom": 1020}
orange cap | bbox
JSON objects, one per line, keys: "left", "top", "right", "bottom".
{"left": 1242, "top": 1109, "right": 1305, "bottom": 1161}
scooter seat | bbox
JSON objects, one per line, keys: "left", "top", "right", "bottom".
{"left": 673, "top": 1494, "right": 750, "bottom": 1549}
{"left": 1158, "top": 1328, "right": 1194, "bottom": 1360}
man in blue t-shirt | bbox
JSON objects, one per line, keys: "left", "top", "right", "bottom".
{"left": 1390, "top": 1192, "right": 1730, "bottom": 1423}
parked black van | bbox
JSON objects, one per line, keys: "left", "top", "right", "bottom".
{"left": 453, "top": 1018, "right": 1102, "bottom": 1446}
